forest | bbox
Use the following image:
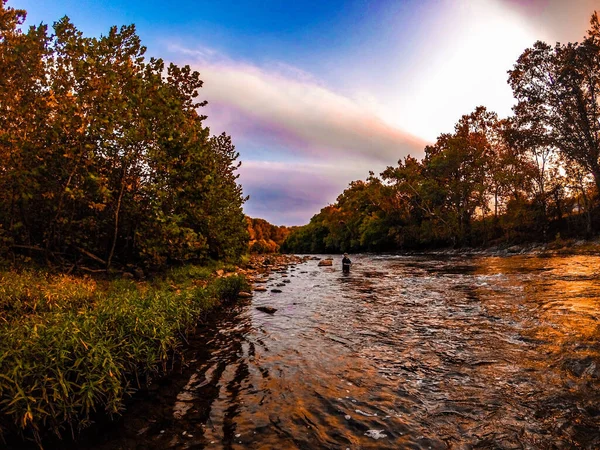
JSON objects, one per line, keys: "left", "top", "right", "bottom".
{"left": 0, "top": 1, "right": 249, "bottom": 271}
{"left": 246, "top": 216, "right": 292, "bottom": 253}
{"left": 283, "top": 12, "right": 600, "bottom": 254}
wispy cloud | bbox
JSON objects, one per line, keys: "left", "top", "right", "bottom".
{"left": 170, "top": 44, "right": 427, "bottom": 163}
{"left": 166, "top": 44, "right": 427, "bottom": 224}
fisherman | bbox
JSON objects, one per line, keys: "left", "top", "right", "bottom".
{"left": 342, "top": 253, "right": 352, "bottom": 273}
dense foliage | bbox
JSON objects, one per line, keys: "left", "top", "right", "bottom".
{"left": 246, "top": 216, "right": 292, "bottom": 253}
{"left": 0, "top": 2, "right": 248, "bottom": 269}
{"left": 283, "top": 13, "right": 600, "bottom": 253}
{"left": 0, "top": 267, "right": 249, "bottom": 445}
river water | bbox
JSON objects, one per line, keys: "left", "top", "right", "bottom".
{"left": 83, "top": 254, "right": 600, "bottom": 449}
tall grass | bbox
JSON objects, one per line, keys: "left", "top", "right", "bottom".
{"left": 0, "top": 267, "right": 249, "bottom": 446}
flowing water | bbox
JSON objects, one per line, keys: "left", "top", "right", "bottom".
{"left": 83, "top": 254, "right": 600, "bottom": 449}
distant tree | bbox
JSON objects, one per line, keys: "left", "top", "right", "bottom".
{"left": 420, "top": 107, "right": 497, "bottom": 245}
{"left": 246, "top": 216, "right": 291, "bottom": 253}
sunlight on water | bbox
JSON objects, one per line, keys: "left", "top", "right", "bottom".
{"left": 84, "top": 254, "right": 600, "bottom": 449}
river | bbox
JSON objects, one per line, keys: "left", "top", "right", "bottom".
{"left": 79, "top": 254, "right": 600, "bottom": 449}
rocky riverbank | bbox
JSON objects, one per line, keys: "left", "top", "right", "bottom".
{"left": 392, "top": 238, "right": 600, "bottom": 258}
{"left": 223, "top": 254, "right": 314, "bottom": 297}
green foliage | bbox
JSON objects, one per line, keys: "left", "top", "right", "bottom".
{"left": 209, "top": 275, "right": 251, "bottom": 302}
{"left": 0, "top": 268, "right": 247, "bottom": 445}
{"left": 0, "top": 2, "right": 248, "bottom": 270}
{"left": 163, "top": 264, "right": 216, "bottom": 285}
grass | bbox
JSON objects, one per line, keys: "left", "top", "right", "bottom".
{"left": 0, "top": 266, "right": 249, "bottom": 446}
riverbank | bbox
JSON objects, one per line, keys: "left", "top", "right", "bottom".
{"left": 0, "top": 264, "right": 250, "bottom": 447}
{"left": 409, "top": 237, "right": 600, "bottom": 258}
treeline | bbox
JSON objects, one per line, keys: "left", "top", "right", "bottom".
{"left": 0, "top": 2, "right": 248, "bottom": 270}
{"left": 246, "top": 216, "right": 292, "bottom": 253}
{"left": 283, "top": 13, "right": 600, "bottom": 253}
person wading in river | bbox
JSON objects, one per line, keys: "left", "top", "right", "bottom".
{"left": 342, "top": 253, "right": 352, "bottom": 273}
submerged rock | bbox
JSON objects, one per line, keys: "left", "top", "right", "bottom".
{"left": 256, "top": 306, "right": 277, "bottom": 314}
{"left": 271, "top": 288, "right": 283, "bottom": 293}
{"left": 364, "top": 430, "right": 387, "bottom": 440}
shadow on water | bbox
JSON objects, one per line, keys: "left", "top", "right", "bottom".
{"left": 45, "top": 254, "right": 600, "bottom": 449}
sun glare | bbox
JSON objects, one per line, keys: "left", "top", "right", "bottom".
{"left": 386, "top": 0, "right": 538, "bottom": 143}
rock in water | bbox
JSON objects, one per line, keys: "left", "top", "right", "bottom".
{"left": 256, "top": 306, "right": 277, "bottom": 314}
{"left": 238, "top": 291, "right": 252, "bottom": 298}
{"left": 364, "top": 430, "right": 387, "bottom": 440}
{"left": 318, "top": 259, "right": 333, "bottom": 267}
{"left": 271, "top": 289, "right": 283, "bottom": 293}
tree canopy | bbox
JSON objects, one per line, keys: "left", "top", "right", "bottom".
{"left": 0, "top": 1, "right": 248, "bottom": 269}
{"left": 246, "top": 216, "right": 292, "bottom": 253}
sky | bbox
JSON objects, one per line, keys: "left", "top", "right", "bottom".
{"left": 15, "top": 0, "right": 599, "bottom": 225}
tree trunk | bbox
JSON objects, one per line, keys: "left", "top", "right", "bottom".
{"left": 107, "top": 168, "right": 127, "bottom": 269}
{"left": 592, "top": 167, "right": 600, "bottom": 203}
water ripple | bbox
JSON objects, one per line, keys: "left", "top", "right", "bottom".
{"left": 83, "top": 254, "right": 600, "bottom": 449}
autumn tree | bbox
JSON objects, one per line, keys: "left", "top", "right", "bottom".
{"left": 509, "top": 12, "right": 600, "bottom": 201}
{"left": 0, "top": 2, "right": 248, "bottom": 269}
{"left": 0, "top": 1, "right": 50, "bottom": 252}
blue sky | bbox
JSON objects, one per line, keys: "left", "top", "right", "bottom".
{"left": 15, "top": 0, "right": 599, "bottom": 225}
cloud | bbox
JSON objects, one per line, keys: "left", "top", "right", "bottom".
{"left": 171, "top": 44, "right": 427, "bottom": 163}
{"left": 238, "top": 161, "right": 371, "bottom": 226}
{"left": 166, "top": 45, "right": 427, "bottom": 225}
{"left": 338, "top": 0, "right": 597, "bottom": 143}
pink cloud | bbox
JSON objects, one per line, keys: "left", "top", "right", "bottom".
{"left": 164, "top": 47, "right": 429, "bottom": 224}
{"left": 172, "top": 47, "right": 427, "bottom": 163}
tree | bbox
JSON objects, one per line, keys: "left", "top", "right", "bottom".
{"left": 0, "top": 3, "right": 248, "bottom": 268}
{"left": 0, "top": 1, "right": 50, "bottom": 250}
{"left": 509, "top": 12, "right": 600, "bottom": 198}
{"left": 419, "top": 107, "right": 497, "bottom": 245}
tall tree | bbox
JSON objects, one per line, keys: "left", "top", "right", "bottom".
{"left": 0, "top": 3, "right": 248, "bottom": 268}
{"left": 509, "top": 12, "right": 600, "bottom": 198}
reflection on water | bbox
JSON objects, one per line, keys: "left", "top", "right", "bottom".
{"left": 87, "top": 255, "right": 600, "bottom": 449}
